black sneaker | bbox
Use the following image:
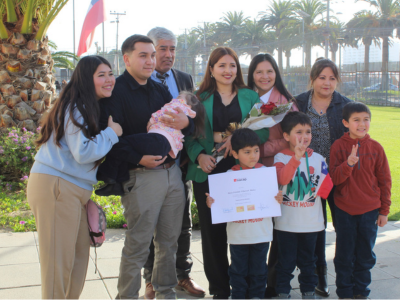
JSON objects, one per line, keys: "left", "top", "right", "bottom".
{"left": 265, "top": 286, "right": 278, "bottom": 298}
{"left": 353, "top": 295, "right": 370, "bottom": 299}
{"left": 213, "top": 294, "right": 230, "bottom": 299}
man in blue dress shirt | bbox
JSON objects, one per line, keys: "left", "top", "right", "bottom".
{"left": 142, "top": 27, "right": 206, "bottom": 299}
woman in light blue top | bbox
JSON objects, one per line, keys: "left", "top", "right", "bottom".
{"left": 27, "top": 56, "right": 122, "bottom": 299}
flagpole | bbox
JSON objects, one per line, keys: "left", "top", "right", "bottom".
{"left": 102, "top": 22, "right": 105, "bottom": 57}
{"left": 73, "top": 0, "right": 76, "bottom": 65}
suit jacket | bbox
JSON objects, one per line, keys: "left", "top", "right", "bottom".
{"left": 184, "top": 88, "right": 270, "bottom": 183}
{"left": 171, "top": 68, "right": 195, "bottom": 93}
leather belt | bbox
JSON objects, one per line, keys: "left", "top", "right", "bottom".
{"left": 130, "top": 160, "right": 175, "bottom": 171}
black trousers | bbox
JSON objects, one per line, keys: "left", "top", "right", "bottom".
{"left": 193, "top": 179, "right": 231, "bottom": 296}
{"left": 266, "top": 228, "right": 279, "bottom": 289}
{"left": 143, "top": 171, "right": 193, "bottom": 281}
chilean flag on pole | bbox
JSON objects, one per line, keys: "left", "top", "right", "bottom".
{"left": 77, "top": 0, "right": 107, "bottom": 56}
{"left": 316, "top": 161, "right": 334, "bottom": 199}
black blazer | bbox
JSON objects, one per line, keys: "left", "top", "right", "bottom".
{"left": 171, "top": 68, "right": 195, "bottom": 93}
{"left": 295, "top": 90, "right": 352, "bottom": 146}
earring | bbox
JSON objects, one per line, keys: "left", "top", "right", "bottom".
{"left": 211, "top": 74, "right": 214, "bottom": 78}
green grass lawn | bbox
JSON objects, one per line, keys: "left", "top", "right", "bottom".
{"left": 327, "top": 105, "right": 400, "bottom": 222}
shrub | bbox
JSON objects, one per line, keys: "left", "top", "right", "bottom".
{"left": 0, "top": 127, "right": 39, "bottom": 190}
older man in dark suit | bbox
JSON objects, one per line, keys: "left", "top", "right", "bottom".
{"left": 143, "top": 27, "right": 205, "bottom": 299}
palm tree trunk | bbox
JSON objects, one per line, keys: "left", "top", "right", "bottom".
{"left": 363, "top": 41, "right": 371, "bottom": 87}
{"left": 305, "top": 42, "right": 312, "bottom": 68}
{"left": 382, "top": 36, "right": 389, "bottom": 90}
{"left": 331, "top": 50, "right": 336, "bottom": 63}
{"left": 285, "top": 50, "right": 291, "bottom": 71}
{"left": 382, "top": 36, "right": 389, "bottom": 72}
{"left": 192, "top": 57, "right": 196, "bottom": 78}
{"left": 278, "top": 45, "right": 283, "bottom": 70}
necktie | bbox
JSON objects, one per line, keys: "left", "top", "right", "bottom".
{"left": 156, "top": 73, "right": 170, "bottom": 92}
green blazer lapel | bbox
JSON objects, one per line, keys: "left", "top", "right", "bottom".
{"left": 237, "top": 89, "right": 252, "bottom": 122}
{"left": 203, "top": 93, "right": 214, "bottom": 130}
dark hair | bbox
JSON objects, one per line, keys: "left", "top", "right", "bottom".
{"left": 309, "top": 58, "right": 341, "bottom": 88}
{"left": 196, "top": 47, "right": 248, "bottom": 101}
{"left": 315, "top": 57, "right": 326, "bottom": 62}
{"left": 121, "top": 34, "right": 154, "bottom": 55}
{"left": 36, "top": 56, "right": 111, "bottom": 153}
{"left": 248, "top": 53, "right": 293, "bottom": 102}
{"left": 281, "top": 111, "right": 312, "bottom": 134}
{"left": 231, "top": 128, "right": 260, "bottom": 153}
{"left": 179, "top": 91, "right": 206, "bottom": 139}
{"left": 342, "top": 102, "right": 371, "bottom": 122}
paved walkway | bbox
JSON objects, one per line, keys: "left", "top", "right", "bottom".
{"left": 1, "top": 222, "right": 400, "bottom": 299}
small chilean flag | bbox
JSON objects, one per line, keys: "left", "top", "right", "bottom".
{"left": 316, "top": 161, "right": 333, "bottom": 199}
{"left": 77, "top": 0, "right": 107, "bottom": 56}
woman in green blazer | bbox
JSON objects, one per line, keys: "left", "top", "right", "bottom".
{"left": 184, "top": 47, "right": 269, "bottom": 298}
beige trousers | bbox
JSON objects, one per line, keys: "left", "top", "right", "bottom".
{"left": 27, "top": 173, "right": 93, "bottom": 299}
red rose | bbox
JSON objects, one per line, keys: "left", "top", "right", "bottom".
{"left": 260, "top": 102, "right": 277, "bottom": 115}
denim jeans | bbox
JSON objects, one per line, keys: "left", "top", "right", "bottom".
{"left": 229, "top": 243, "right": 269, "bottom": 299}
{"left": 275, "top": 230, "right": 319, "bottom": 295}
{"left": 334, "top": 205, "right": 379, "bottom": 298}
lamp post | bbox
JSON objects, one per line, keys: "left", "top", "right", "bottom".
{"left": 337, "top": 37, "right": 344, "bottom": 72}
{"left": 296, "top": 10, "right": 310, "bottom": 68}
{"left": 110, "top": 11, "right": 126, "bottom": 76}
{"left": 198, "top": 22, "right": 208, "bottom": 74}
{"left": 73, "top": 0, "right": 75, "bottom": 66}
{"left": 324, "top": 0, "right": 330, "bottom": 58}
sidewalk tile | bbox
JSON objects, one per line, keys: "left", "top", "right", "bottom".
{"left": 369, "top": 278, "right": 400, "bottom": 299}
{"left": 89, "top": 257, "right": 120, "bottom": 278}
{"left": 0, "top": 246, "right": 39, "bottom": 266}
{"left": 0, "top": 285, "right": 41, "bottom": 299}
{"left": 90, "top": 241, "right": 124, "bottom": 259}
{"left": 0, "top": 263, "right": 41, "bottom": 289}
{"left": 0, "top": 232, "right": 36, "bottom": 248}
{"left": 102, "top": 278, "right": 118, "bottom": 299}
{"left": 86, "top": 256, "right": 102, "bottom": 280}
{"left": 80, "top": 279, "right": 111, "bottom": 299}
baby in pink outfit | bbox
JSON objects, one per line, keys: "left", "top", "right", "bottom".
{"left": 95, "top": 91, "right": 206, "bottom": 197}
{"left": 148, "top": 95, "right": 197, "bottom": 158}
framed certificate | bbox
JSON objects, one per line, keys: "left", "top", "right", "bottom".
{"left": 208, "top": 167, "right": 281, "bottom": 224}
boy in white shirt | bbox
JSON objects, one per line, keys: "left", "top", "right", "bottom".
{"left": 206, "top": 128, "right": 283, "bottom": 299}
{"left": 273, "top": 111, "right": 331, "bottom": 298}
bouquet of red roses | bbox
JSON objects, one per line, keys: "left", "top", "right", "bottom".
{"left": 242, "top": 102, "right": 293, "bottom": 131}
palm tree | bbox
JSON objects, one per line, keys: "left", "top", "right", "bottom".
{"left": 259, "top": 0, "right": 295, "bottom": 69}
{"left": 346, "top": 10, "right": 381, "bottom": 86}
{"left": 213, "top": 11, "right": 249, "bottom": 53}
{"left": 327, "top": 21, "right": 345, "bottom": 62}
{"left": 239, "top": 19, "right": 274, "bottom": 59}
{"left": 49, "top": 41, "right": 79, "bottom": 71}
{"left": 176, "top": 30, "right": 202, "bottom": 77}
{"left": 280, "top": 23, "right": 301, "bottom": 70}
{"left": 357, "top": 0, "right": 400, "bottom": 77}
{"left": 293, "top": 0, "right": 327, "bottom": 67}
{"left": 0, "top": 0, "right": 69, "bottom": 132}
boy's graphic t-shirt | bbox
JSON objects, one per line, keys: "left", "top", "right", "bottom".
{"left": 273, "top": 149, "right": 325, "bottom": 233}
{"left": 226, "top": 163, "right": 273, "bottom": 245}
